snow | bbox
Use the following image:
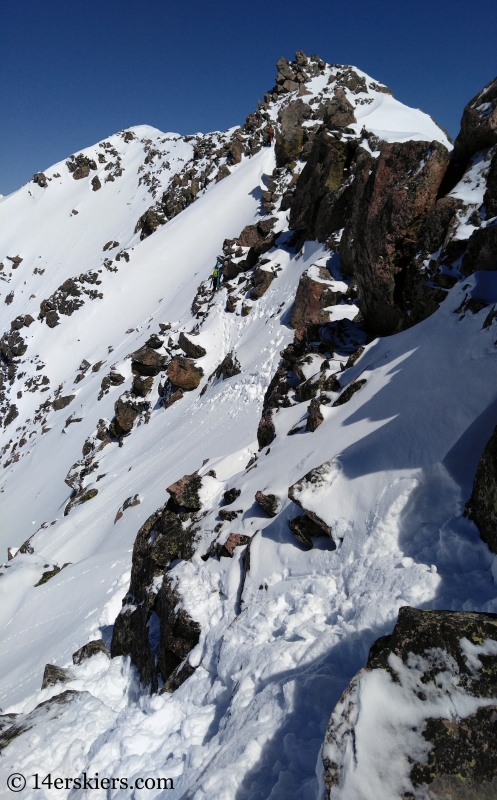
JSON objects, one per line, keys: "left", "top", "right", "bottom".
{"left": 0, "top": 59, "right": 494, "bottom": 800}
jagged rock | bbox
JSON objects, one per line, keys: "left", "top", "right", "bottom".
{"left": 166, "top": 472, "right": 202, "bottom": 510}
{"left": 275, "top": 100, "right": 312, "bottom": 166}
{"left": 165, "top": 388, "right": 183, "bottom": 407}
{"left": 130, "top": 345, "right": 167, "bottom": 376}
{"left": 0, "top": 691, "right": 81, "bottom": 752}
{"left": 0, "top": 330, "right": 27, "bottom": 361}
{"left": 237, "top": 218, "right": 277, "bottom": 249}
{"left": 219, "top": 509, "right": 239, "bottom": 521}
{"left": 289, "top": 514, "right": 329, "bottom": 548}
{"left": 72, "top": 639, "right": 110, "bottom": 665}
{"left": 41, "top": 663, "right": 72, "bottom": 690}
{"left": 257, "top": 409, "right": 276, "bottom": 449}
{"left": 323, "top": 607, "right": 497, "bottom": 798}
{"left": 461, "top": 223, "right": 497, "bottom": 275}
{"left": 218, "top": 533, "right": 251, "bottom": 558}
{"left": 290, "top": 268, "right": 342, "bottom": 328}
{"left": 226, "top": 294, "right": 237, "bottom": 313}
{"left": 255, "top": 491, "right": 281, "bottom": 517}
{"left": 52, "top": 394, "right": 75, "bottom": 411}
{"left": 340, "top": 139, "right": 450, "bottom": 334}
{"left": 251, "top": 266, "right": 276, "bottom": 299}
{"left": 306, "top": 398, "right": 323, "bottom": 431}
{"left": 321, "top": 88, "right": 356, "bottom": 128}
{"left": 34, "top": 565, "right": 61, "bottom": 586}
{"left": 288, "top": 462, "right": 334, "bottom": 535}
{"left": 40, "top": 272, "right": 103, "bottom": 324}
{"left": 66, "top": 153, "right": 97, "bottom": 179}
{"left": 3, "top": 404, "right": 19, "bottom": 427}
{"left": 99, "top": 372, "right": 125, "bottom": 398}
{"left": 114, "top": 494, "right": 141, "bottom": 523}
{"left": 178, "top": 332, "right": 207, "bottom": 359}
{"left": 420, "top": 195, "right": 462, "bottom": 253}
{"left": 453, "top": 77, "right": 497, "bottom": 162}
{"left": 167, "top": 356, "right": 203, "bottom": 391}
{"left": 289, "top": 133, "right": 352, "bottom": 240}
{"left": 467, "top": 422, "right": 497, "bottom": 553}
{"left": 214, "top": 352, "right": 241, "bottom": 380}
{"left": 111, "top": 504, "right": 200, "bottom": 691}
{"left": 132, "top": 374, "right": 154, "bottom": 396}
{"left": 134, "top": 207, "right": 166, "bottom": 239}
{"left": 10, "top": 314, "right": 34, "bottom": 330}
{"left": 113, "top": 392, "right": 148, "bottom": 434}
{"left": 332, "top": 379, "right": 366, "bottom": 406}
{"left": 33, "top": 172, "right": 48, "bottom": 187}
{"left": 223, "top": 487, "right": 241, "bottom": 505}
{"left": 91, "top": 175, "right": 101, "bottom": 191}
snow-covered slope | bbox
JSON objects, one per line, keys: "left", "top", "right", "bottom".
{"left": 0, "top": 53, "right": 495, "bottom": 800}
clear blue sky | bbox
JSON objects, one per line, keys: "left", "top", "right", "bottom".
{"left": 1, "top": 0, "right": 496, "bottom": 196}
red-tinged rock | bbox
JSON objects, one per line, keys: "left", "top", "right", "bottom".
{"left": 218, "top": 533, "right": 251, "bottom": 558}
{"left": 167, "top": 356, "right": 203, "bottom": 391}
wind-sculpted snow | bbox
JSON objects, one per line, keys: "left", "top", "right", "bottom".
{"left": 0, "top": 53, "right": 496, "bottom": 800}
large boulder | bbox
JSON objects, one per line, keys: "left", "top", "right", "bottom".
{"left": 323, "top": 606, "right": 497, "bottom": 798}
{"left": 340, "top": 139, "right": 450, "bottom": 335}
{"left": 166, "top": 471, "right": 202, "bottom": 511}
{"left": 275, "top": 100, "right": 312, "bottom": 166}
{"left": 251, "top": 266, "right": 276, "bottom": 299}
{"left": 130, "top": 345, "right": 167, "bottom": 376}
{"left": 167, "top": 356, "right": 203, "bottom": 391}
{"left": 290, "top": 267, "right": 342, "bottom": 328}
{"left": 453, "top": 77, "right": 497, "bottom": 162}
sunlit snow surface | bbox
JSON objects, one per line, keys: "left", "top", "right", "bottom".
{"left": 0, "top": 66, "right": 495, "bottom": 800}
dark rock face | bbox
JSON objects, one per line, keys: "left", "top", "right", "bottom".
{"left": 306, "top": 398, "right": 323, "bottom": 431}
{"left": 251, "top": 266, "right": 275, "bottom": 299}
{"left": 461, "top": 223, "right": 497, "bottom": 276}
{"left": 257, "top": 409, "right": 276, "bottom": 450}
{"left": 214, "top": 352, "right": 241, "bottom": 380}
{"left": 290, "top": 267, "right": 342, "bottom": 328}
{"left": 167, "top": 357, "right": 203, "bottom": 391}
{"left": 134, "top": 208, "right": 166, "bottom": 239}
{"left": 72, "top": 640, "right": 110, "bottom": 665}
{"left": 114, "top": 393, "right": 147, "bottom": 434}
{"left": 321, "top": 88, "right": 356, "bottom": 129}
{"left": 467, "top": 423, "right": 497, "bottom": 553}
{"left": 332, "top": 379, "right": 366, "bottom": 406}
{"left": 237, "top": 218, "right": 278, "bottom": 250}
{"left": 289, "top": 133, "right": 351, "bottom": 241}
{"left": 111, "top": 501, "right": 200, "bottom": 692}
{"left": 223, "top": 487, "right": 241, "bottom": 505}
{"left": 255, "top": 491, "right": 281, "bottom": 517}
{"left": 40, "top": 272, "right": 103, "bottom": 326}
{"left": 289, "top": 514, "right": 330, "bottom": 549}
{"left": 41, "top": 663, "right": 72, "bottom": 690}
{"left": 453, "top": 77, "right": 497, "bottom": 162}
{"left": 0, "top": 691, "right": 81, "bottom": 752}
{"left": 91, "top": 175, "right": 101, "bottom": 191}
{"left": 323, "top": 607, "right": 497, "bottom": 798}
{"left": 130, "top": 345, "right": 167, "bottom": 377}
{"left": 340, "top": 139, "right": 450, "bottom": 335}
{"left": 178, "top": 332, "right": 207, "bottom": 359}
{"left": 166, "top": 472, "right": 202, "bottom": 511}
{"left": 131, "top": 374, "right": 154, "bottom": 397}
{"left": 66, "top": 153, "right": 97, "bottom": 179}
{"left": 275, "top": 100, "right": 312, "bottom": 167}
{"left": 420, "top": 195, "right": 462, "bottom": 254}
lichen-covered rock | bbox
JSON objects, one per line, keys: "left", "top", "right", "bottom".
{"left": 453, "top": 77, "right": 497, "bottom": 162}
{"left": 467, "top": 422, "right": 497, "bottom": 553}
{"left": 178, "top": 332, "right": 207, "bottom": 359}
{"left": 275, "top": 100, "right": 312, "bottom": 166}
{"left": 218, "top": 533, "right": 251, "bottom": 558}
{"left": 166, "top": 471, "right": 202, "bottom": 510}
{"left": 223, "top": 487, "right": 241, "bottom": 505}
{"left": 290, "top": 267, "right": 342, "bottom": 328}
{"left": 332, "top": 379, "right": 366, "bottom": 406}
{"left": 167, "top": 356, "right": 203, "bottom": 391}
{"left": 41, "top": 663, "right": 72, "bottom": 690}
{"left": 111, "top": 502, "right": 200, "bottom": 691}
{"left": 289, "top": 132, "right": 351, "bottom": 241}
{"left": 72, "top": 639, "right": 110, "bottom": 665}
{"left": 255, "top": 491, "right": 281, "bottom": 517}
{"left": 340, "top": 139, "right": 450, "bottom": 334}
{"left": 322, "top": 606, "right": 497, "bottom": 799}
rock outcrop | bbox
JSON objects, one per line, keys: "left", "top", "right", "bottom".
{"left": 323, "top": 606, "right": 497, "bottom": 798}
{"left": 275, "top": 100, "right": 312, "bottom": 166}
{"left": 290, "top": 267, "right": 342, "bottom": 328}
{"left": 167, "top": 356, "right": 203, "bottom": 391}
{"left": 178, "top": 332, "right": 207, "bottom": 359}
{"left": 130, "top": 345, "right": 167, "bottom": 376}
{"left": 453, "top": 77, "right": 497, "bottom": 162}
{"left": 340, "top": 139, "right": 450, "bottom": 335}
{"left": 466, "top": 422, "right": 497, "bottom": 553}
{"left": 254, "top": 491, "right": 281, "bottom": 517}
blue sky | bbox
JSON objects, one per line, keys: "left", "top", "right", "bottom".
{"left": 1, "top": 0, "right": 496, "bottom": 196}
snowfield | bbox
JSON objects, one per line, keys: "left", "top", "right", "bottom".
{"left": 0, "top": 56, "right": 495, "bottom": 800}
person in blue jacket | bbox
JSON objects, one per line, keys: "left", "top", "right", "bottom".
{"left": 212, "top": 257, "right": 223, "bottom": 291}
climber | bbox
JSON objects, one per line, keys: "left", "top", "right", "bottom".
{"left": 212, "top": 256, "right": 223, "bottom": 291}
